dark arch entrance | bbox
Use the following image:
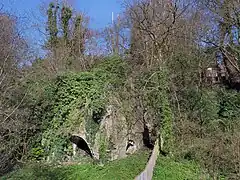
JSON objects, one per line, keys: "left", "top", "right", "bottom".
{"left": 142, "top": 124, "right": 154, "bottom": 150}
{"left": 69, "top": 135, "right": 93, "bottom": 158}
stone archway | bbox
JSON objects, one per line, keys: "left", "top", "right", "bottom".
{"left": 69, "top": 135, "right": 93, "bottom": 158}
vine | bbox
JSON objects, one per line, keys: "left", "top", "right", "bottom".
{"left": 61, "top": 5, "right": 72, "bottom": 43}
{"left": 139, "top": 68, "right": 174, "bottom": 154}
{"left": 30, "top": 56, "right": 127, "bottom": 161}
{"left": 47, "top": 2, "right": 59, "bottom": 47}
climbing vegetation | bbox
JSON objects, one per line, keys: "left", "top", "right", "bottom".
{"left": 47, "top": 2, "right": 58, "bottom": 47}
{"left": 99, "top": 132, "right": 109, "bottom": 163}
{"left": 140, "top": 68, "right": 174, "bottom": 153}
{"left": 61, "top": 5, "right": 72, "bottom": 43}
{"left": 28, "top": 56, "right": 127, "bottom": 161}
{"left": 2, "top": 0, "right": 240, "bottom": 179}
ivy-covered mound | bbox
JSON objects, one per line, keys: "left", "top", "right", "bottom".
{"left": 30, "top": 56, "right": 127, "bottom": 161}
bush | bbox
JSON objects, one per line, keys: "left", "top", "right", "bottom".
{"left": 174, "top": 88, "right": 240, "bottom": 178}
{"left": 180, "top": 88, "right": 219, "bottom": 125}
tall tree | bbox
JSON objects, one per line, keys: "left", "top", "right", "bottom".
{"left": 47, "top": 2, "right": 59, "bottom": 48}
{"left": 61, "top": 5, "right": 72, "bottom": 44}
{"left": 203, "top": 0, "right": 240, "bottom": 89}
{"left": 72, "top": 15, "right": 85, "bottom": 56}
{"left": 0, "top": 13, "right": 33, "bottom": 175}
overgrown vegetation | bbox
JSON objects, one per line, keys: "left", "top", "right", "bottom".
{"left": 1, "top": 0, "right": 240, "bottom": 179}
{"left": 28, "top": 56, "right": 127, "bottom": 161}
{"left": 141, "top": 69, "right": 174, "bottom": 153}
{"left": 174, "top": 88, "right": 240, "bottom": 178}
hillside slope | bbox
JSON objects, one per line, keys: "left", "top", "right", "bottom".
{"left": 2, "top": 151, "right": 149, "bottom": 180}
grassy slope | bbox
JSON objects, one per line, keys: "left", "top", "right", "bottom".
{"left": 152, "top": 156, "right": 209, "bottom": 180}
{"left": 2, "top": 151, "right": 149, "bottom": 180}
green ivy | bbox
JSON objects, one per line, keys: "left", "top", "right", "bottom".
{"left": 61, "top": 6, "right": 72, "bottom": 42}
{"left": 30, "top": 147, "right": 45, "bottom": 161}
{"left": 138, "top": 68, "right": 174, "bottom": 154}
{"left": 99, "top": 132, "right": 109, "bottom": 163}
{"left": 181, "top": 88, "right": 219, "bottom": 125}
{"left": 47, "top": 2, "right": 58, "bottom": 47}
{"left": 30, "top": 56, "right": 126, "bottom": 161}
{"left": 218, "top": 89, "right": 240, "bottom": 119}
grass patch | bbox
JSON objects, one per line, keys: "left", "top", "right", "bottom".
{"left": 152, "top": 156, "right": 209, "bottom": 180}
{"left": 2, "top": 151, "right": 149, "bottom": 180}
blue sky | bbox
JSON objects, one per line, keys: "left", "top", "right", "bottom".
{"left": 2, "top": 0, "right": 122, "bottom": 29}
{"left": 1, "top": 0, "right": 123, "bottom": 56}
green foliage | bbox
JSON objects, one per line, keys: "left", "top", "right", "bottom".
{"left": 153, "top": 156, "right": 211, "bottom": 180}
{"left": 160, "top": 92, "right": 174, "bottom": 153}
{"left": 181, "top": 88, "right": 219, "bottom": 124}
{"left": 179, "top": 87, "right": 240, "bottom": 128}
{"left": 218, "top": 89, "right": 240, "bottom": 119}
{"left": 75, "top": 16, "right": 82, "bottom": 25}
{"left": 29, "top": 56, "right": 127, "bottom": 161}
{"left": 139, "top": 68, "right": 174, "bottom": 153}
{"left": 99, "top": 132, "right": 109, "bottom": 163}
{"left": 167, "top": 50, "right": 206, "bottom": 88}
{"left": 3, "top": 151, "right": 148, "bottom": 180}
{"left": 92, "top": 56, "right": 128, "bottom": 87}
{"left": 85, "top": 111, "right": 100, "bottom": 145}
{"left": 175, "top": 87, "right": 240, "bottom": 178}
{"left": 47, "top": 2, "right": 58, "bottom": 47}
{"left": 61, "top": 6, "right": 72, "bottom": 42}
{"left": 72, "top": 15, "right": 84, "bottom": 54}
{"left": 30, "top": 147, "right": 45, "bottom": 161}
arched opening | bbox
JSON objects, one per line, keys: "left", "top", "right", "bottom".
{"left": 69, "top": 135, "right": 93, "bottom": 158}
{"left": 142, "top": 124, "right": 154, "bottom": 150}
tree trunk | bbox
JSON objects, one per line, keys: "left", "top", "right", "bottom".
{"left": 221, "top": 48, "right": 240, "bottom": 90}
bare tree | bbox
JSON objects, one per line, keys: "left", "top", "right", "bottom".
{"left": 200, "top": 0, "right": 240, "bottom": 89}
{"left": 0, "top": 12, "right": 34, "bottom": 175}
{"left": 124, "top": 0, "right": 196, "bottom": 68}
